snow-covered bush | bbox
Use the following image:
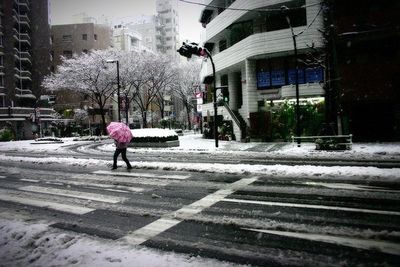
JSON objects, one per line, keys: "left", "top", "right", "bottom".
{"left": 131, "top": 128, "right": 178, "bottom": 143}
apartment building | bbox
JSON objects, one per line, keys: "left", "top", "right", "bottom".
{"left": 199, "top": 0, "right": 325, "bottom": 141}
{"left": 0, "top": 0, "right": 52, "bottom": 139}
{"left": 113, "top": 24, "right": 142, "bottom": 52}
{"left": 51, "top": 23, "right": 112, "bottom": 68}
{"left": 50, "top": 22, "right": 112, "bottom": 114}
{"left": 156, "top": 0, "right": 180, "bottom": 62}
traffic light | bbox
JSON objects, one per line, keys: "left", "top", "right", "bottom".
{"left": 177, "top": 42, "right": 207, "bottom": 58}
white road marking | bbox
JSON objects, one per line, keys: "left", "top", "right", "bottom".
{"left": 304, "top": 182, "right": 400, "bottom": 193}
{"left": 104, "top": 188, "right": 130, "bottom": 193}
{"left": 19, "top": 186, "right": 126, "bottom": 204}
{"left": 72, "top": 174, "right": 170, "bottom": 186}
{"left": 45, "top": 182, "right": 64, "bottom": 186}
{"left": 0, "top": 192, "right": 94, "bottom": 215}
{"left": 0, "top": 175, "right": 6, "bottom": 179}
{"left": 221, "top": 198, "right": 400, "bottom": 216}
{"left": 20, "top": 179, "right": 40, "bottom": 183}
{"left": 123, "top": 177, "right": 258, "bottom": 245}
{"left": 243, "top": 228, "right": 400, "bottom": 256}
{"left": 93, "top": 170, "right": 189, "bottom": 180}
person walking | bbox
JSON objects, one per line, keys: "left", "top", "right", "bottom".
{"left": 112, "top": 140, "right": 132, "bottom": 170}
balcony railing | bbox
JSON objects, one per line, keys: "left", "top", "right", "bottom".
{"left": 14, "top": 68, "right": 32, "bottom": 80}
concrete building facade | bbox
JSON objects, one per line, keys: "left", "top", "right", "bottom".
{"left": 50, "top": 23, "right": 113, "bottom": 114}
{"left": 199, "top": 0, "right": 325, "bottom": 141}
{"left": 156, "top": 0, "right": 180, "bottom": 62}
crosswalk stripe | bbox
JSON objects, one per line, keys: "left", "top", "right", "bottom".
{"left": 0, "top": 191, "right": 94, "bottom": 215}
{"left": 222, "top": 198, "right": 400, "bottom": 216}
{"left": 72, "top": 174, "right": 170, "bottom": 186}
{"left": 19, "top": 186, "right": 126, "bottom": 204}
{"left": 122, "top": 177, "right": 258, "bottom": 245}
{"left": 0, "top": 175, "right": 6, "bottom": 179}
{"left": 20, "top": 179, "right": 39, "bottom": 183}
{"left": 304, "top": 182, "right": 400, "bottom": 193}
{"left": 93, "top": 170, "right": 189, "bottom": 180}
{"left": 243, "top": 228, "right": 400, "bottom": 256}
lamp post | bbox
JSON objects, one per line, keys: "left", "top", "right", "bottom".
{"left": 282, "top": 6, "right": 301, "bottom": 147}
{"left": 106, "top": 59, "right": 121, "bottom": 122}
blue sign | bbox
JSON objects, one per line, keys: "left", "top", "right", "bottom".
{"left": 257, "top": 72, "right": 270, "bottom": 88}
{"left": 271, "top": 70, "right": 285, "bottom": 86}
{"left": 305, "top": 67, "right": 324, "bottom": 83}
{"left": 288, "top": 69, "right": 305, "bottom": 84}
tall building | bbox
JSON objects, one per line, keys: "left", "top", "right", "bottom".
{"left": 0, "top": 0, "right": 52, "bottom": 139}
{"left": 127, "top": 0, "right": 180, "bottom": 61}
{"left": 199, "top": 0, "right": 325, "bottom": 141}
{"left": 156, "top": 0, "right": 180, "bottom": 61}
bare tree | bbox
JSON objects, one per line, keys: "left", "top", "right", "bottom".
{"left": 172, "top": 59, "right": 202, "bottom": 130}
{"left": 43, "top": 49, "right": 117, "bottom": 134}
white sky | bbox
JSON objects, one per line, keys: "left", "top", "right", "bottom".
{"left": 49, "top": 0, "right": 205, "bottom": 43}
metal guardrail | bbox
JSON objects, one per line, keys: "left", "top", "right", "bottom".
{"left": 291, "top": 134, "right": 353, "bottom": 150}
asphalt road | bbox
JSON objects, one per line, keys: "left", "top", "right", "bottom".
{"left": 0, "top": 144, "right": 400, "bottom": 266}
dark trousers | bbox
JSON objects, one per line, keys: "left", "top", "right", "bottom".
{"left": 113, "top": 148, "right": 131, "bottom": 168}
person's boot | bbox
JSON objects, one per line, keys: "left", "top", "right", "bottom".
{"left": 127, "top": 164, "right": 132, "bottom": 170}
{"left": 111, "top": 165, "right": 117, "bottom": 170}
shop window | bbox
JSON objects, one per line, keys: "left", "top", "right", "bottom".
{"left": 82, "top": 34, "right": 87, "bottom": 40}
{"left": 256, "top": 56, "right": 323, "bottom": 90}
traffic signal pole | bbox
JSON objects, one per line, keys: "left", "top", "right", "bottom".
{"left": 177, "top": 42, "right": 219, "bottom": 148}
{"left": 204, "top": 49, "right": 218, "bottom": 148}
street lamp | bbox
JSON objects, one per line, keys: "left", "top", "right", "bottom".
{"left": 281, "top": 6, "right": 301, "bottom": 147}
{"left": 106, "top": 59, "right": 121, "bottom": 122}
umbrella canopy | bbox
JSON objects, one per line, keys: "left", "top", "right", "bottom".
{"left": 107, "top": 122, "right": 133, "bottom": 143}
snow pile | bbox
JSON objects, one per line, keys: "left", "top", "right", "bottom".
{"left": 131, "top": 128, "right": 177, "bottom": 138}
{"left": 0, "top": 218, "right": 244, "bottom": 267}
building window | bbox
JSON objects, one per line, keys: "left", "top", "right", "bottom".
{"left": 0, "top": 55, "right": 3, "bottom": 65}
{"left": 219, "top": 39, "right": 227, "bottom": 52}
{"left": 0, "top": 95, "right": 4, "bottom": 107}
{"left": 229, "top": 20, "right": 253, "bottom": 46}
{"left": 256, "top": 57, "right": 323, "bottom": 90}
{"left": 62, "top": 35, "right": 72, "bottom": 42}
{"left": 0, "top": 75, "right": 4, "bottom": 87}
{"left": 82, "top": 34, "right": 87, "bottom": 40}
{"left": 63, "top": 50, "right": 73, "bottom": 58}
{"left": 265, "top": 0, "right": 307, "bottom": 32}
{"left": 94, "top": 34, "right": 97, "bottom": 41}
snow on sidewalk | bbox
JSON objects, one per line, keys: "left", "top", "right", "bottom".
{"left": 0, "top": 217, "right": 244, "bottom": 267}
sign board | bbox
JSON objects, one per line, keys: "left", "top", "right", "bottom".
{"left": 288, "top": 69, "right": 305, "bottom": 84}
{"left": 305, "top": 67, "right": 324, "bottom": 83}
{"left": 257, "top": 72, "right": 270, "bottom": 88}
{"left": 271, "top": 70, "right": 285, "bottom": 86}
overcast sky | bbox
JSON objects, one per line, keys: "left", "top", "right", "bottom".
{"left": 49, "top": 0, "right": 204, "bottom": 43}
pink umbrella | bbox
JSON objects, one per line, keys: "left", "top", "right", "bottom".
{"left": 107, "top": 122, "right": 133, "bottom": 143}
